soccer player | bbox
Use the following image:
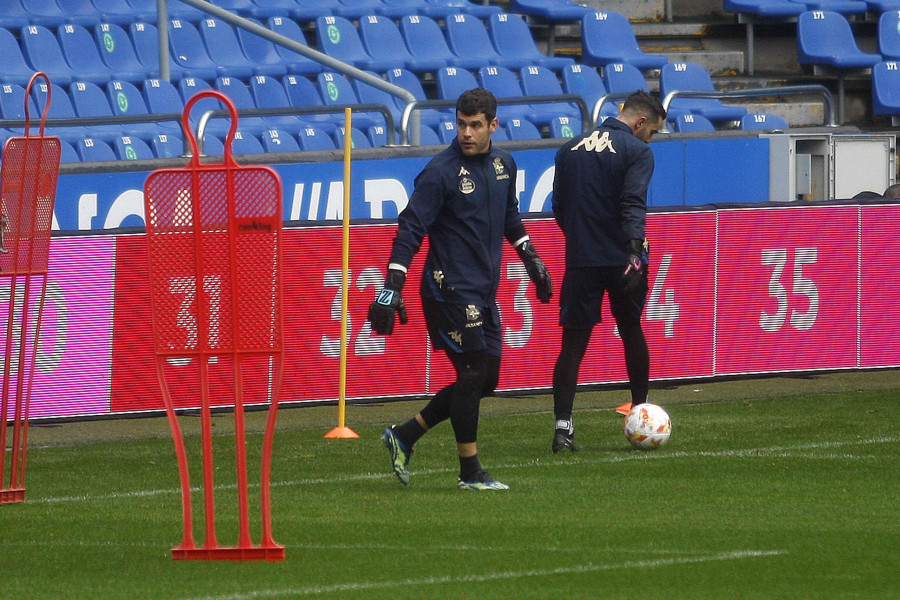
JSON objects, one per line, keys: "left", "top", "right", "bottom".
{"left": 368, "top": 88, "right": 552, "bottom": 490}
{"left": 549, "top": 90, "right": 666, "bottom": 453}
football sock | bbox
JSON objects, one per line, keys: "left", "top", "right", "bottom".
{"left": 458, "top": 454, "right": 482, "bottom": 480}
{"left": 619, "top": 323, "right": 649, "bottom": 405}
{"left": 393, "top": 417, "right": 427, "bottom": 449}
{"left": 448, "top": 350, "right": 487, "bottom": 445}
{"left": 553, "top": 327, "right": 592, "bottom": 419}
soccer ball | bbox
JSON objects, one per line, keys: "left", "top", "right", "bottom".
{"left": 623, "top": 403, "right": 672, "bottom": 450}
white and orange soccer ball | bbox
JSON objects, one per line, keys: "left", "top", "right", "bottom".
{"left": 623, "top": 403, "right": 672, "bottom": 450}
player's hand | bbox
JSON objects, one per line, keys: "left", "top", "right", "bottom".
{"left": 516, "top": 239, "right": 552, "bottom": 303}
{"left": 368, "top": 269, "right": 408, "bottom": 335}
{"left": 622, "top": 238, "right": 649, "bottom": 292}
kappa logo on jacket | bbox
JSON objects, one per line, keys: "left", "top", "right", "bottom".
{"left": 570, "top": 130, "right": 616, "bottom": 154}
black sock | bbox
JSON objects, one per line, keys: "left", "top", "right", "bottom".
{"left": 459, "top": 454, "right": 482, "bottom": 480}
{"left": 393, "top": 417, "right": 426, "bottom": 449}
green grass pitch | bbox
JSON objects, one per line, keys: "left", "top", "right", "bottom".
{"left": 2, "top": 370, "right": 898, "bottom": 599}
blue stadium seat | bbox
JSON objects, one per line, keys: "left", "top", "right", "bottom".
{"left": 872, "top": 60, "right": 900, "bottom": 120}
{"left": 248, "top": 74, "right": 312, "bottom": 133}
{"left": 58, "top": 24, "right": 129, "bottom": 84}
{"left": 142, "top": 77, "right": 185, "bottom": 118}
{"left": 488, "top": 13, "right": 575, "bottom": 71}
{"left": 378, "top": 0, "right": 432, "bottom": 19}
{"left": 549, "top": 115, "right": 580, "bottom": 138}
{"left": 266, "top": 16, "right": 326, "bottom": 76}
{"left": 436, "top": 120, "right": 456, "bottom": 143}
{"left": 234, "top": 19, "right": 290, "bottom": 78}
{"left": 352, "top": 73, "right": 403, "bottom": 140}
{"left": 316, "top": 71, "right": 384, "bottom": 130}
{"left": 93, "top": 0, "right": 154, "bottom": 25}
{"left": 282, "top": 74, "right": 340, "bottom": 132}
{"left": 519, "top": 64, "right": 582, "bottom": 127}
{"left": 878, "top": 10, "right": 900, "bottom": 61}
{"left": 445, "top": 13, "right": 516, "bottom": 70}
{"left": 366, "top": 124, "right": 390, "bottom": 147}
{"left": 20, "top": 25, "right": 78, "bottom": 85}
{"left": 113, "top": 135, "right": 154, "bottom": 160}
{"left": 332, "top": 125, "right": 371, "bottom": 149}
{"left": 740, "top": 112, "right": 790, "bottom": 129}
{"left": 476, "top": 65, "right": 532, "bottom": 124}
{"left": 76, "top": 137, "right": 117, "bottom": 161}
{"left": 230, "top": 130, "right": 266, "bottom": 154}
{"left": 722, "top": 1, "right": 805, "bottom": 74}
{"left": 659, "top": 62, "right": 747, "bottom": 124}
{"left": 509, "top": 0, "right": 593, "bottom": 20}
{"left": 0, "top": 28, "right": 40, "bottom": 84}
{"left": 70, "top": 80, "right": 130, "bottom": 139}
{"left": 671, "top": 113, "right": 716, "bottom": 132}
{"left": 0, "top": 1, "right": 33, "bottom": 30}
{"left": 59, "top": 139, "right": 80, "bottom": 162}
{"left": 95, "top": 24, "right": 149, "bottom": 83}
{"left": 130, "top": 22, "right": 194, "bottom": 80}
{"left": 247, "top": 0, "right": 302, "bottom": 19}
{"left": 29, "top": 81, "right": 93, "bottom": 141}
{"left": 423, "top": 0, "right": 503, "bottom": 19}
{"left": 315, "top": 15, "right": 397, "bottom": 72}
{"left": 297, "top": 126, "right": 336, "bottom": 150}
{"left": 199, "top": 18, "right": 281, "bottom": 78}
{"left": 212, "top": 0, "right": 256, "bottom": 16}
{"left": 0, "top": 84, "right": 39, "bottom": 135}
{"left": 261, "top": 128, "right": 302, "bottom": 152}
{"left": 290, "top": 0, "right": 345, "bottom": 20}
{"left": 436, "top": 66, "right": 480, "bottom": 103}
{"left": 170, "top": 19, "right": 249, "bottom": 79}
{"left": 214, "top": 76, "right": 277, "bottom": 135}
{"left": 417, "top": 123, "right": 442, "bottom": 145}
{"left": 21, "top": 0, "right": 85, "bottom": 27}
{"left": 334, "top": 0, "right": 384, "bottom": 19}
{"left": 200, "top": 133, "right": 225, "bottom": 156}
{"left": 359, "top": 15, "right": 443, "bottom": 74}
{"left": 797, "top": 10, "right": 880, "bottom": 69}
{"left": 505, "top": 117, "right": 542, "bottom": 140}
{"left": 148, "top": 0, "right": 208, "bottom": 22}
{"left": 109, "top": 79, "right": 180, "bottom": 138}
{"left": 386, "top": 67, "right": 454, "bottom": 127}
{"left": 178, "top": 76, "right": 232, "bottom": 138}
{"left": 581, "top": 11, "right": 668, "bottom": 71}
{"left": 603, "top": 61, "right": 651, "bottom": 94}
{"left": 789, "top": 0, "right": 867, "bottom": 15}
{"left": 150, "top": 131, "right": 185, "bottom": 158}
{"left": 561, "top": 63, "right": 619, "bottom": 121}
{"left": 56, "top": 0, "right": 104, "bottom": 25}
{"left": 400, "top": 14, "right": 484, "bottom": 71}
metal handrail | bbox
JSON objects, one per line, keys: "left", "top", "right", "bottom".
{"left": 591, "top": 92, "right": 632, "bottom": 125}
{"left": 659, "top": 85, "right": 837, "bottom": 132}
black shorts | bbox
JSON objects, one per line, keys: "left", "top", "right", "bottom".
{"left": 422, "top": 298, "right": 502, "bottom": 356}
{"left": 559, "top": 266, "right": 647, "bottom": 330}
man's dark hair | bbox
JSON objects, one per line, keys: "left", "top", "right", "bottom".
{"left": 457, "top": 88, "right": 497, "bottom": 122}
{"left": 622, "top": 90, "right": 667, "bottom": 123}
{"left": 883, "top": 183, "right": 900, "bottom": 198}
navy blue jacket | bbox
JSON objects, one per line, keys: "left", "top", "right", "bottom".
{"left": 552, "top": 118, "right": 654, "bottom": 268}
{"left": 389, "top": 138, "right": 527, "bottom": 305}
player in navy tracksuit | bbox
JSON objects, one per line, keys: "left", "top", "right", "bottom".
{"left": 368, "top": 88, "right": 552, "bottom": 490}
{"left": 550, "top": 90, "right": 667, "bottom": 453}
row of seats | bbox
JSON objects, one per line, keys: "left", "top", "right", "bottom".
{"left": 723, "top": 0, "right": 900, "bottom": 21}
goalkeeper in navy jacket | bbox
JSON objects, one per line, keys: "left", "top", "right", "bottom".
{"left": 550, "top": 90, "right": 666, "bottom": 453}
{"left": 368, "top": 88, "right": 552, "bottom": 491}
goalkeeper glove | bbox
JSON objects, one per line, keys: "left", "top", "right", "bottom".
{"left": 515, "top": 239, "right": 552, "bottom": 303}
{"left": 368, "top": 269, "right": 409, "bottom": 335}
{"left": 622, "top": 238, "right": 649, "bottom": 292}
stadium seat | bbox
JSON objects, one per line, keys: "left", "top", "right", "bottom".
{"left": 265, "top": 16, "right": 326, "bottom": 76}
{"left": 436, "top": 120, "right": 456, "bottom": 143}
{"left": 378, "top": 0, "right": 432, "bottom": 19}
{"left": 446, "top": 13, "right": 527, "bottom": 70}
{"left": 170, "top": 18, "right": 251, "bottom": 79}
{"left": 422, "top": 0, "right": 503, "bottom": 19}
{"left": 282, "top": 74, "right": 340, "bottom": 132}
{"left": 29, "top": 81, "right": 93, "bottom": 141}
{"left": 359, "top": 15, "right": 443, "bottom": 74}
{"left": 722, "top": 0, "right": 805, "bottom": 74}
{"left": 247, "top": 0, "right": 302, "bottom": 19}
{"left": 488, "top": 13, "right": 575, "bottom": 72}
{"left": 200, "top": 133, "right": 225, "bottom": 156}
{"left": 505, "top": 117, "right": 542, "bottom": 140}
{"left": 386, "top": 67, "right": 454, "bottom": 127}
{"left": 878, "top": 10, "right": 900, "bottom": 61}
{"left": 261, "top": 128, "right": 302, "bottom": 152}
{"left": 178, "top": 76, "right": 235, "bottom": 138}
{"left": 93, "top": 0, "right": 154, "bottom": 25}
{"left": 199, "top": 18, "right": 285, "bottom": 78}
{"left": 20, "top": 25, "right": 78, "bottom": 86}
{"left": 581, "top": 11, "right": 669, "bottom": 71}
{"left": 352, "top": 73, "right": 403, "bottom": 141}
{"left": 0, "top": 28, "right": 41, "bottom": 85}
{"left": 142, "top": 77, "right": 185, "bottom": 122}
{"left": 519, "top": 64, "right": 583, "bottom": 127}
{"left": 476, "top": 65, "right": 532, "bottom": 124}
{"left": 290, "top": 0, "right": 345, "bottom": 20}
{"left": 0, "top": 1, "right": 33, "bottom": 30}
{"left": 789, "top": 0, "right": 867, "bottom": 15}
{"left": 549, "top": 115, "right": 580, "bottom": 138}
{"left": 436, "top": 66, "right": 480, "bottom": 104}
{"left": 234, "top": 20, "right": 290, "bottom": 78}
{"left": 59, "top": 139, "right": 80, "bottom": 162}
{"left": 740, "top": 112, "right": 790, "bottom": 129}
{"left": 399, "top": 14, "right": 484, "bottom": 72}
{"left": 297, "top": 126, "right": 337, "bottom": 150}
{"left": 333, "top": 0, "right": 384, "bottom": 19}
{"left": 229, "top": 130, "right": 266, "bottom": 154}
{"left": 214, "top": 76, "right": 279, "bottom": 135}
{"left": 57, "top": 0, "right": 105, "bottom": 25}
{"left": 603, "top": 61, "right": 651, "bottom": 94}
{"left": 211, "top": 0, "right": 256, "bottom": 16}
{"left": 149, "top": 131, "right": 185, "bottom": 158}
{"left": 316, "top": 71, "right": 384, "bottom": 130}
{"left": 332, "top": 126, "right": 371, "bottom": 149}
{"left": 671, "top": 113, "right": 716, "bottom": 132}
{"left": 130, "top": 22, "right": 194, "bottom": 80}
{"left": 151, "top": 0, "right": 209, "bottom": 22}
{"left": 58, "top": 24, "right": 130, "bottom": 84}
{"left": 95, "top": 24, "right": 150, "bottom": 83}
{"left": 561, "top": 63, "right": 619, "bottom": 122}
{"left": 71, "top": 80, "right": 132, "bottom": 140}
{"left": 21, "top": 0, "right": 84, "bottom": 27}
{"left": 0, "top": 84, "right": 39, "bottom": 134}
{"left": 109, "top": 79, "right": 180, "bottom": 138}
{"left": 659, "top": 62, "right": 747, "bottom": 124}
{"left": 872, "top": 60, "right": 900, "bottom": 121}
{"left": 509, "top": 0, "right": 593, "bottom": 20}
{"left": 76, "top": 137, "right": 117, "bottom": 161}
{"left": 112, "top": 135, "right": 155, "bottom": 160}
{"left": 416, "top": 123, "right": 442, "bottom": 145}
{"left": 248, "top": 74, "right": 312, "bottom": 133}
{"left": 366, "top": 124, "right": 390, "bottom": 147}
{"left": 315, "top": 16, "right": 398, "bottom": 73}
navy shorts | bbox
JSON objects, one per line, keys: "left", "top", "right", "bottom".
{"left": 422, "top": 298, "right": 502, "bottom": 356}
{"left": 559, "top": 266, "right": 647, "bottom": 330}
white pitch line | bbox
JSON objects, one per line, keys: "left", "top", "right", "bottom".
{"left": 180, "top": 549, "right": 787, "bottom": 600}
{"left": 31, "top": 436, "right": 896, "bottom": 505}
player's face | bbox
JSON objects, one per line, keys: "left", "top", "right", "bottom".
{"left": 456, "top": 112, "right": 498, "bottom": 156}
{"left": 633, "top": 115, "right": 663, "bottom": 143}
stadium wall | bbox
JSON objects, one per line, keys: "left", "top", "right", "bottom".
{"left": 11, "top": 200, "right": 900, "bottom": 420}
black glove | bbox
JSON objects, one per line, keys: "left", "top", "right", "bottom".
{"left": 515, "top": 239, "right": 552, "bottom": 303}
{"left": 368, "top": 269, "right": 408, "bottom": 335}
{"left": 622, "top": 238, "right": 649, "bottom": 292}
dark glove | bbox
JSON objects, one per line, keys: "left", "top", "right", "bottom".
{"left": 368, "top": 269, "right": 409, "bottom": 335}
{"left": 515, "top": 239, "right": 552, "bottom": 303}
{"left": 622, "top": 238, "right": 649, "bottom": 292}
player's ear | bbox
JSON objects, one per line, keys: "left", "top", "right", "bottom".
{"left": 489, "top": 117, "right": 499, "bottom": 134}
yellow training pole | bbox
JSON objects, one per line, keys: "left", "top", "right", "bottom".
{"left": 325, "top": 109, "right": 359, "bottom": 439}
